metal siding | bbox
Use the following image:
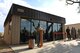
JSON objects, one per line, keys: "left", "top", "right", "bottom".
{"left": 11, "top": 4, "right": 65, "bottom": 24}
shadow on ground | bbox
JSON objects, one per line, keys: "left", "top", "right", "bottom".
{"left": 38, "top": 40, "right": 80, "bottom": 53}
{"left": 10, "top": 44, "right": 39, "bottom": 53}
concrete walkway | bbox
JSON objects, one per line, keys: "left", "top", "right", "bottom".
{"left": 10, "top": 41, "right": 54, "bottom": 53}
{"left": 10, "top": 40, "right": 80, "bottom": 53}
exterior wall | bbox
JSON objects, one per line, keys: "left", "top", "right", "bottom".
{"left": 11, "top": 15, "right": 20, "bottom": 44}
{"left": 4, "top": 22, "right": 11, "bottom": 44}
{"left": 65, "top": 23, "right": 80, "bottom": 32}
{"left": 4, "top": 15, "right": 65, "bottom": 45}
{"left": 62, "top": 24, "right": 66, "bottom": 40}
{"left": 4, "top": 4, "right": 65, "bottom": 24}
{"left": 4, "top": 4, "right": 66, "bottom": 45}
{"left": 65, "top": 23, "right": 80, "bottom": 37}
{"left": 4, "top": 15, "right": 20, "bottom": 45}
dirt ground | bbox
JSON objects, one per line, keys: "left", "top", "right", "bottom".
{"left": 0, "top": 38, "right": 14, "bottom": 53}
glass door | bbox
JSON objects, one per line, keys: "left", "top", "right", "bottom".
{"left": 20, "top": 19, "right": 30, "bottom": 44}
{"left": 46, "top": 22, "right": 53, "bottom": 41}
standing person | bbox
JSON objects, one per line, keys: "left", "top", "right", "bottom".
{"left": 78, "top": 29, "right": 80, "bottom": 39}
{"left": 72, "top": 27, "right": 76, "bottom": 39}
{"left": 66, "top": 27, "right": 71, "bottom": 40}
{"left": 71, "top": 27, "right": 74, "bottom": 40}
{"left": 22, "top": 27, "right": 27, "bottom": 43}
{"left": 74, "top": 27, "right": 76, "bottom": 39}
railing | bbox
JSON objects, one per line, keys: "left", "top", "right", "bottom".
{"left": 53, "top": 32, "right": 66, "bottom": 40}
{"left": 53, "top": 32, "right": 66, "bottom": 35}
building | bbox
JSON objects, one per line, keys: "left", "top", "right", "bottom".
{"left": 4, "top": 4, "right": 66, "bottom": 45}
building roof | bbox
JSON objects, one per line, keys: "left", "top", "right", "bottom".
{"left": 66, "top": 23, "right": 80, "bottom": 26}
{"left": 4, "top": 3, "right": 66, "bottom": 26}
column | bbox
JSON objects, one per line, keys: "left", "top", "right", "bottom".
{"left": 11, "top": 15, "right": 20, "bottom": 44}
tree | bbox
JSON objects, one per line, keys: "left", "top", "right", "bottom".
{"left": 66, "top": 0, "right": 80, "bottom": 13}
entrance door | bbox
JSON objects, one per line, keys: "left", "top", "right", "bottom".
{"left": 20, "top": 19, "right": 40, "bottom": 44}
{"left": 20, "top": 19, "right": 30, "bottom": 44}
{"left": 46, "top": 22, "right": 53, "bottom": 41}
{"left": 53, "top": 23, "right": 63, "bottom": 40}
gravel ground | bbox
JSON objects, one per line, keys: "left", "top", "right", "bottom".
{"left": 0, "top": 38, "right": 14, "bottom": 53}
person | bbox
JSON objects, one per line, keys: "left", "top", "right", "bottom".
{"left": 66, "top": 27, "right": 71, "bottom": 40}
{"left": 50, "top": 30, "right": 53, "bottom": 41}
{"left": 73, "top": 27, "right": 76, "bottom": 39}
{"left": 78, "top": 29, "right": 80, "bottom": 39}
{"left": 71, "top": 27, "right": 74, "bottom": 40}
{"left": 21, "top": 27, "right": 27, "bottom": 43}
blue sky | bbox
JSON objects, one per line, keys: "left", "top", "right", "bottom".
{"left": 26, "top": 0, "right": 55, "bottom": 7}
{"left": 26, "top": 0, "right": 44, "bottom": 7}
{"left": 0, "top": 0, "right": 80, "bottom": 32}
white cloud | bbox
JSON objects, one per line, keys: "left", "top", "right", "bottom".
{"left": 0, "top": 0, "right": 80, "bottom": 32}
{"left": 0, "top": 0, "right": 32, "bottom": 32}
{"left": 35, "top": 0, "right": 80, "bottom": 25}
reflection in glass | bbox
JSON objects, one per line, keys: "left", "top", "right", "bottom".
{"left": 40, "top": 21, "right": 46, "bottom": 32}
{"left": 20, "top": 19, "right": 30, "bottom": 43}
{"left": 21, "top": 19, "right": 30, "bottom": 32}
{"left": 53, "top": 23, "right": 58, "bottom": 32}
{"left": 57, "top": 23, "right": 62, "bottom": 32}
{"left": 31, "top": 19, "right": 39, "bottom": 33}
{"left": 48, "top": 23, "right": 52, "bottom": 33}
{"left": 53, "top": 23, "right": 63, "bottom": 40}
{"left": 20, "top": 18, "right": 63, "bottom": 43}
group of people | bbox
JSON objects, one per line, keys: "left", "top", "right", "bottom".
{"left": 66, "top": 27, "right": 80, "bottom": 40}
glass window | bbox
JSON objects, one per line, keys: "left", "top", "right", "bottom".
{"left": 40, "top": 21, "right": 46, "bottom": 32}
{"left": 20, "top": 18, "right": 63, "bottom": 42}
{"left": 20, "top": 19, "right": 31, "bottom": 43}
{"left": 48, "top": 23, "right": 52, "bottom": 33}
{"left": 53, "top": 23, "right": 58, "bottom": 32}
{"left": 53, "top": 23, "right": 62, "bottom": 32}
{"left": 21, "top": 19, "right": 30, "bottom": 32}
{"left": 31, "top": 19, "right": 39, "bottom": 33}
{"left": 57, "top": 23, "right": 62, "bottom": 32}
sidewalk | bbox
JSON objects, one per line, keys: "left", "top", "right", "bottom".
{"left": 10, "top": 41, "right": 65, "bottom": 53}
{"left": 10, "top": 41, "right": 54, "bottom": 53}
{"left": 10, "top": 40, "right": 80, "bottom": 53}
